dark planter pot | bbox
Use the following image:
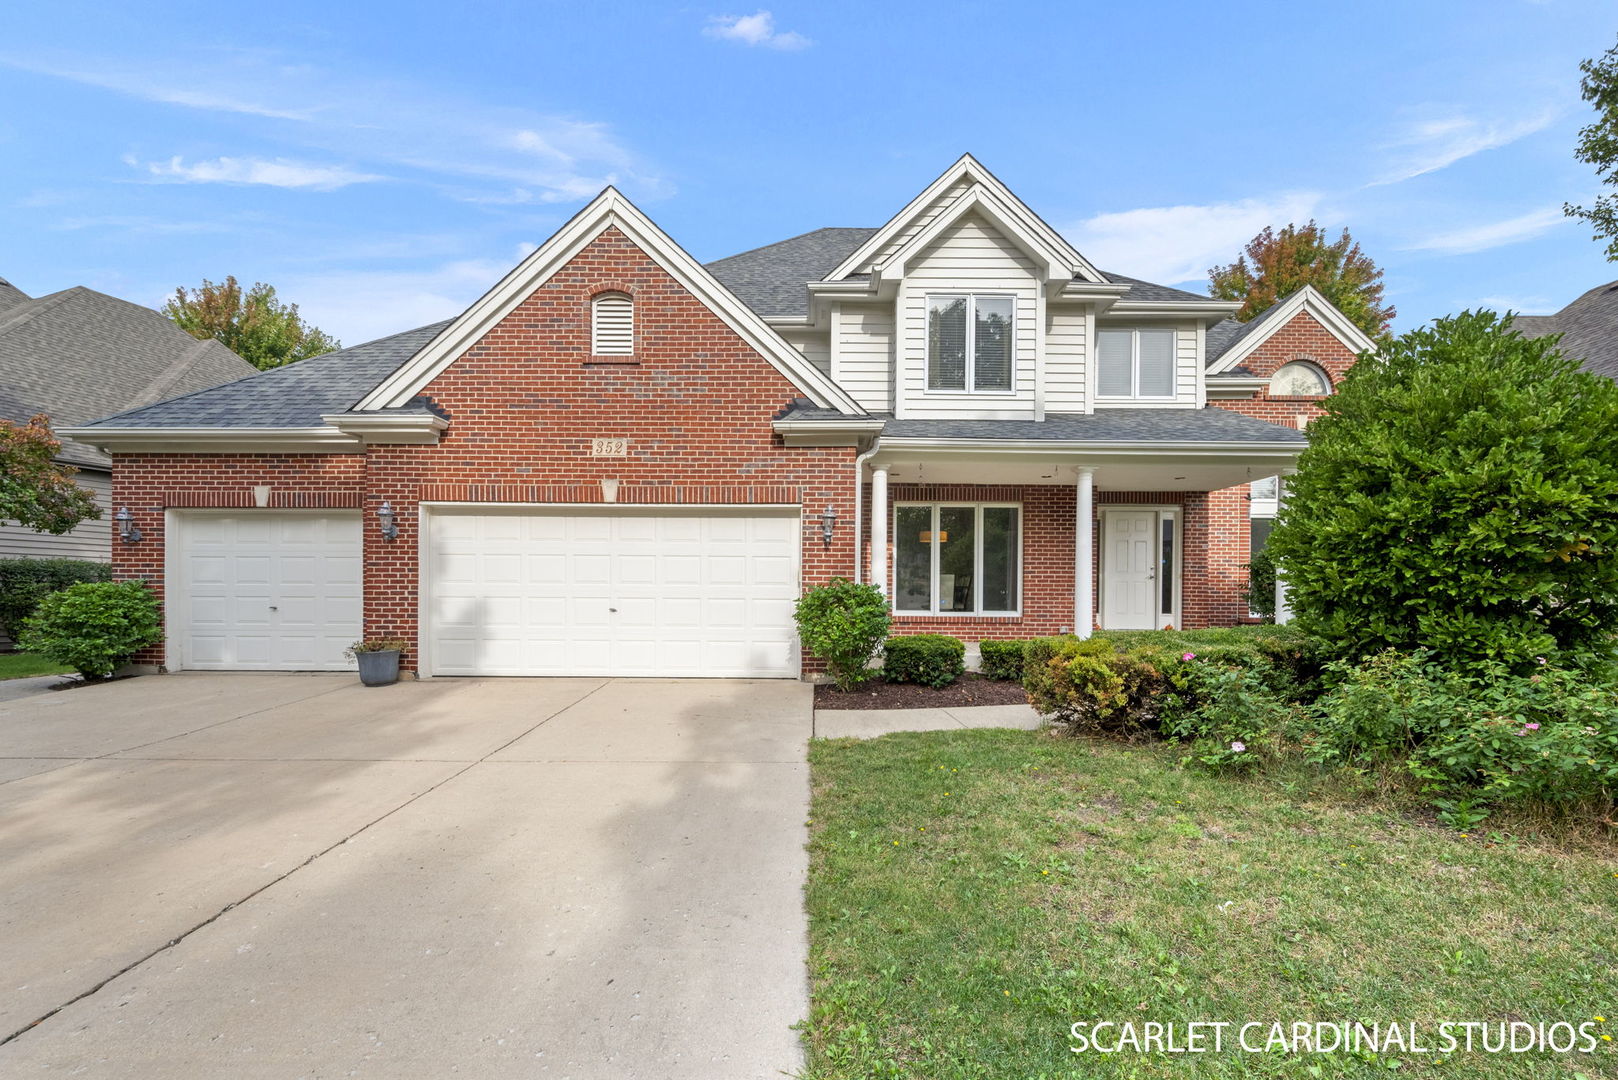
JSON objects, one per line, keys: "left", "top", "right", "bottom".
{"left": 356, "top": 649, "right": 401, "bottom": 687}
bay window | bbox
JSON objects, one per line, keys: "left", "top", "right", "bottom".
{"left": 927, "top": 294, "right": 1015, "bottom": 392}
{"left": 1097, "top": 327, "right": 1176, "bottom": 398}
{"left": 894, "top": 504, "right": 1021, "bottom": 615}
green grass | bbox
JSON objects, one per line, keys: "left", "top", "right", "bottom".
{"left": 0, "top": 651, "right": 70, "bottom": 680}
{"left": 804, "top": 729, "right": 1618, "bottom": 1079}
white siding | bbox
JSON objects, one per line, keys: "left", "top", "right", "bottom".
{"left": 776, "top": 327, "right": 830, "bottom": 376}
{"left": 0, "top": 468, "right": 112, "bottom": 562}
{"left": 863, "top": 179, "right": 972, "bottom": 271}
{"left": 836, "top": 302, "right": 894, "bottom": 412}
{"left": 896, "top": 213, "right": 1038, "bottom": 419}
{"left": 1045, "top": 305, "right": 1087, "bottom": 413}
{"left": 1089, "top": 322, "right": 1201, "bottom": 410}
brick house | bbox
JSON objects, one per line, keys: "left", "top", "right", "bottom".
{"left": 65, "top": 156, "right": 1372, "bottom": 679}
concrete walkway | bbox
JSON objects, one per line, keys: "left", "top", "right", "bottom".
{"left": 815, "top": 702, "right": 1044, "bottom": 739}
{"left": 0, "top": 673, "right": 72, "bottom": 704}
{"left": 0, "top": 673, "right": 811, "bottom": 1079}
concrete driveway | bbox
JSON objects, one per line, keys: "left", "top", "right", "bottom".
{"left": 0, "top": 673, "right": 811, "bottom": 1078}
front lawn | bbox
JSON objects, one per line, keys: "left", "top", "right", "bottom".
{"left": 0, "top": 651, "right": 71, "bottom": 680}
{"left": 805, "top": 729, "right": 1618, "bottom": 1078}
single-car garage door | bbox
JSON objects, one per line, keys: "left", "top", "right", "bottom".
{"left": 172, "top": 511, "right": 363, "bottom": 671}
{"left": 426, "top": 507, "right": 800, "bottom": 678}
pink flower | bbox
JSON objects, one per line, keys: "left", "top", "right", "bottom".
{"left": 1536, "top": 656, "right": 1548, "bottom": 665}
{"left": 1230, "top": 741, "right": 1246, "bottom": 753}
{"left": 1525, "top": 722, "right": 1540, "bottom": 730}
{"left": 1182, "top": 652, "right": 1196, "bottom": 661}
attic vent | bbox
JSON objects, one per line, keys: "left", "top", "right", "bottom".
{"left": 592, "top": 292, "right": 634, "bottom": 355}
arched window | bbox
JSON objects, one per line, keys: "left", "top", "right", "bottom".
{"left": 1269, "top": 360, "right": 1330, "bottom": 396}
{"left": 591, "top": 291, "right": 634, "bottom": 355}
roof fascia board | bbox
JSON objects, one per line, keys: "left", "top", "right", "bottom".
{"left": 321, "top": 412, "right": 449, "bottom": 445}
{"left": 825, "top": 154, "right": 1105, "bottom": 283}
{"left": 356, "top": 188, "right": 863, "bottom": 414}
{"left": 872, "top": 184, "right": 1071, "bottom": 286}
{"left": 1206, "top": 285, "right": 1377, "bottom": 374}
{"left": 60, "top": 425, "right": 361, "bottom": 454}
{"left": 1107, "top": 300, "right": 1242, "bottom": 317}
{"left": 876, "top": 436, "right": 1303, "bottom": 455}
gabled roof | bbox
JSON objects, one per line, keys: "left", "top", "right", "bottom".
{"left": 83, "top": 321, "right": 452, "bottom": 429}
{"left": 357, "top": 187, "right": 863, "bottom": 414}
{"left": 824, "top": 154, "right": 1106, "bottom": 285}
{"left": 1513, "top": 280, "right": 1618, "bottom": 380}
{"left": 0, "top": 281, "right": 257, "bottom": 466}
{"left": 1203, "top": 285, "right": 1377, "bottom": 374}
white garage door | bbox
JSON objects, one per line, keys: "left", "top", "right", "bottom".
{"left": 426, "top": 508, "right": 800, "bottom": 678}
{"left": 173, "top": 512, "right": 363, "bottom": 671}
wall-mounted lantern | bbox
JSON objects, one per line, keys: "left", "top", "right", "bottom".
{"left": 377, "top": 501, "right": 398, "bottom": 541}
{"left": 114, "top": 505, "right": 142, "bottom": 544}
{"left": 818, "top": 505, "right": 838, "bottom": 547}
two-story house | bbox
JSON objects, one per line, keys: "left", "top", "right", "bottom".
{"left": 65, "top": 156, "right": 1373, "bottom": 679}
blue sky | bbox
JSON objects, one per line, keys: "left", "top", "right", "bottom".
{"left": 2, "top": 1, "right": 1616, "bottom": 345}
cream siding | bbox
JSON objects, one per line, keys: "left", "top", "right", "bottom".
{"left": 1045, "top": 305, "right": 1088, "bottom": 413}
{"left": 776, "top": 328, "right": 830, "bottom": 376}
{"left": 862, "top": 179, "right": 973, "bottom": 271}
{"left": 0, "top": 467, "right": 113, "bottom": 562}
{"left": 896, "top": 213, "right": 1039, "bottom": 420}
{"left": 835, "top": 302, "right": 894, "bottom": 412}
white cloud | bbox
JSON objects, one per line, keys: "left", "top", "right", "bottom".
{"left": 135, "top": 155, "right": 382, "bottom": 190}
{"left": 1403, "top": 206, "right": 1568, "bottom": 254}
{"left": 2, "top": 50, "right": 663, "bottom": 205}
{"left": 278, "top": 259, "right": 508, "bottom": 345}
{"left": 704, "top": 11, "right": 812, "bottom": 50}
{"left": 1372, "top": 107, "right": 1558, "bottom": 185}
{"left": 1475, "top": 294, "right": 1556, "bottom": 314}
{"left": 1064, "top": 193, "right": 1323, "bottom": 284}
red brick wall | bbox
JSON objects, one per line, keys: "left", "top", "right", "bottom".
{"left": 1211, "top": 309, "right": 1359, "bottom": 428}
{"left": 110, "top": 226, "right": 856, "bottom": 673}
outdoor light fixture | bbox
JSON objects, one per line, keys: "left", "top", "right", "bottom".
{"left": 377, "top": 501, "right": 398, "bottom": 541}
{"left": 114, "top": 506, "right": 141, "bottom": 544}
{"left": 818, "top": 505, "right": 838, "bottom": 547}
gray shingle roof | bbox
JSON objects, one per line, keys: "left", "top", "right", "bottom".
{"left": 0, "top": 284, "right": 257, "bottom": 465}
{"left": 1202, "top": 292, "right": 1306, "bottom": 368}
{"left": 778, "top": 403, "right": 1305, "bottom": 444}
{"left": 1513, "top": 281, "right": 1618, "bottom": 380}
{"left": 705, "top": 228, "right": 1220, "bottom": 319}
{"left": 0, "top": 276, "right": 30, "bottom": 316}
{"left": 84, "top": 320, "right": 453, "bottom": 429}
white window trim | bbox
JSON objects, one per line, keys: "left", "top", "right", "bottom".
{"left": 892, "top": 501, "right": 1023, "bottom": 617}
{"left": 924, "top": 293, "right": 1018, "bottom": 395}
{"left": 1096, "top": 504, "right": 1181, "bottom": 630}
{"left": 1268, "top": 359, "right": 1332, "bottom": 397}
{"left": 1095, "top": 327, "right": 1178, "bottom": 401}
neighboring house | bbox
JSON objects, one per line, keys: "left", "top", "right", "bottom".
{"left": 0, "top": 275, "right": 255, "bottom": 562}
{"left": 66, "top": 156, "right": 1372, "bottom": 679}
{"left": 1512, "top": 281, "right": 1618, "bottom": 381}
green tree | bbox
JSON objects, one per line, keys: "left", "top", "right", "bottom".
{"left": 164, "top": 276, "right": 340, "bottom": 370}
{"left": 1209, "top": 222, "right": 1394, "bottom": 339}
{"left": 0, "top": 415, "right": 100, "bottom": 534}
{"left": 1268, "top": 311, "right": 1618, "bottom": 671}
{"left": 1565, "top": 36, "right": 1618, "bottom": 259}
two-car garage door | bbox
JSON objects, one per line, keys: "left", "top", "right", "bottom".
{"left": 426, "top": 507, "right": 800, "bottom": 678}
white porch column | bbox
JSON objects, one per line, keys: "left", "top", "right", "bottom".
{"left": 871, "top": 465, "right": 889, "bottom": 598}
{"left": 1076, "top": 467, "right": 1095, "bottom": 638}
{"left": 1273, "top": 468, "right": 1296, "bottom": 625}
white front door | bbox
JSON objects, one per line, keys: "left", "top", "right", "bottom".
{"left": 425, "top": 507, "right": 800, "bottom": 678}
{"left": 1102, "top": 510, "right": 1159, "bottom": 630}
{"left": 173, "top": 511, "right": 363, "bottom": 670}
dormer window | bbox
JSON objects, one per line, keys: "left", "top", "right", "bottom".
{"left": 927, "top": 294, "right": 1014, "bottom": 392}
{"left": 591, "top": 291, "right": 634, "bottom": 355}
{"left": 1269, "top": 360, "right": 1330, "bottom": 396}
{"left": 1097, "top": 328, "right": 1175, "bottom": 399}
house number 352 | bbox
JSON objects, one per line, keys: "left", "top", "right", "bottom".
{"left": 590, "top": 437, "right": 628, "bottom": 457}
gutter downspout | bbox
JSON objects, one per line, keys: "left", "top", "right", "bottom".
{"left": 851, "top": 439, "right": 881, "bottom": 583}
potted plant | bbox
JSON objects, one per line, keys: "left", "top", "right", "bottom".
{"left": 346, "top": 638, "right": 409, "bottom": 686}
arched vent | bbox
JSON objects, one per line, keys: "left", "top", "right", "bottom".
{"left": 592, "top": 292, "right": 634, "bottom": 355}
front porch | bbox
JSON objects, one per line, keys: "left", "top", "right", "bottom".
{"left": 858, "top": 447, "right": 1297, "bottom": 638}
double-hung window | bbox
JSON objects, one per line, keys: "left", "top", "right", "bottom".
{"left": 893, "top": 504, "right": 1021, "bottom": 615}
{"left": 927, "top": 294, "right": 1015, "bottom": 392}
{"left": 1096, "top": 327, "right": 1176, "bottom": 398}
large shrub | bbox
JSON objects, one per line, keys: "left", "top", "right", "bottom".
{"left": 1243, "top": 546, "right": 1277, "bottom": 621}
{"left": 0, "top": 558, "right": 111, "bottom": 641}
{"left": 18, "top": 579, "right": 161, "bottom": 678}
{"left": 882, "top": 634, "right": 965, "bottom": 688}
{"left": 978, "top": 640, "right": 1026, "bottom": 681}
{"left": 794, "top": 578, "right": 890, "bottom": 691}
{"left": 1269, "top": 311, "right": 1618, "bottom": 671}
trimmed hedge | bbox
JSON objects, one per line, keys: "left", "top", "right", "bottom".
{"left": 0, "top": 558, "right": 112, "bottom": 641}
{"left": 794, "top": 578, "right": 891, "bottom": 691}
{"left": 883, "top": 634, "right": 966, "bottom": 688}
{"left": 978, "top": 639, "right": 1026, "bottom": 681}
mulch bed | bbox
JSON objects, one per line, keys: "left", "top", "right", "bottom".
{"left": 814, "top": 674, "right": 1030, "bottom": 711}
